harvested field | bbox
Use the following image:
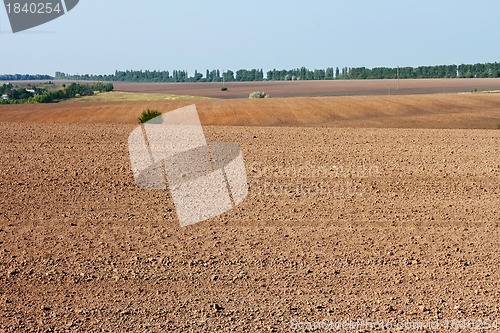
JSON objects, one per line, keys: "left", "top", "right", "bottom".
{"left": 111, "top": 78, "right": 500, "bottom": 99}
{"left": 1, "top": 93, "right": 500, "bottom": 129}
{"left": 0, "top": 93, "right": 499, "bottom": 332}
{"left": 9, "top": 78, "right": 500, "bottom": 99}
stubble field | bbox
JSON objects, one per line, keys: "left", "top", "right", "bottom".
{"left": 111, "top": 78, "right": 500, "bottom": 99}
{"left": 0, "top": 81, "right": 499, "bottom": 332}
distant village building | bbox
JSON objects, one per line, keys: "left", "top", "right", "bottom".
{"left": 25, "top": 89, "right": 36, "bottom": 94}
{"left": 1, "top": 94, "right": 8, "bottom": 100}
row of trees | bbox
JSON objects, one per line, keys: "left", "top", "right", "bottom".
{"left": 267, "top": 63, "right": 500, "bottom": 80}
{"left": 0, "top": 74, "right": 53, "bottom": 81}
{"left": 57, "top": 62, "right": 500, "bottom": 83}
{"left": 267, "top": 68, "right": 336, "bottom": 81}
{"left": 55, "top": 68, "right": 335, "bottom": 82}
{"left": 28, "top": 62, "right": 500, "bottom": 83}
{"left": 1, "top": 82, "right": 113, "bottom": 104}
{"left": 339, "top": 63, "right": 500, "bottom": 80}
{"left": 55, "top": 70, "right": 238, "bottom": 83}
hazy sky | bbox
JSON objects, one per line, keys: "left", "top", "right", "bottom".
{"left": 1, "top": 0, "right": 499, "bottom": 75}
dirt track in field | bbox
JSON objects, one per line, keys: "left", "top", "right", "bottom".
{"left": 0, "top": 91, "right": 499, "bottom": 332}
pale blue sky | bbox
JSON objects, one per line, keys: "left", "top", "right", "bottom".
{"left": 1, "top": 0, "right": 499, "bottom": 76}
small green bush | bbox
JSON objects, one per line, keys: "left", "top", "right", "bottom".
{"left": 91, "top": 82, "right": 114, "bottom": 92}
{"left": 497, "top": 122, "right": 500, "bottom": 129}
{"left": 249, "top": 91, "right": 270, "bottom": 99}
{"left": 139, "top": 109, "right": 162, "bottom": 124}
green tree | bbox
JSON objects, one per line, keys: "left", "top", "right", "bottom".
{"left": 223, "top": 70, "right": 234, "bottom": 82}
{"left": 326, "top": 67, "right": 334, "bottom": 80}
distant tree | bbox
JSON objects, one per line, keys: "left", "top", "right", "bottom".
{"left": 257, "top": 69, "right": 264, "bottom": 81}
{"left": 63, "top": 83, "right": 94, "bottom": 98}
{"left": 91, "top": 82, "right": 114, "bottom": 92}
{"left": 315, "top": 69, "right": 326, "bottom": 80}
{"left": 211, "top": 70, "right": 220, "bottom": 82}
{"left": 266, "top": 70, "right": 274, "bottom": 80}
{"left": 306, "top": 70, "right": 314, "bottom": 80}
{"left": 223, "top": 70, "right": 234, "bottom": 82}
{"left": 326, "top": 67, "right": 334, "bottom": 80}
{"left": 32, "top": 93, "right": 54, "bottom": 103}
{"left": 191, "top": 70, "right": 203, "bottom": 82}
{"left": 236, "top": 69, "right": 249, "bottom": 81}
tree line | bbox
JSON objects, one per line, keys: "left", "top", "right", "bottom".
{"left": 2, "top": 62, "right": 498, "bottom": 84}
{"left": 342, "top": 63, "right": 500, "bottom": 80}
{"left": 0, "top": 74, "right": 53, "bottom": 81}
{"left": 54, "top": 62, "right": 500, "bottom": 83}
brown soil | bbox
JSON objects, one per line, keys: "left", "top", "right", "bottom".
{"left": 0, "top": 94, "right": 499, "bottom": 332}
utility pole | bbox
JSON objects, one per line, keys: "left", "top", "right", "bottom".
{"left": 397, "top": 66, "right": 400, "bottom": 91}
{"left": 221, "top": 70, "right": 227, "bottom": 91}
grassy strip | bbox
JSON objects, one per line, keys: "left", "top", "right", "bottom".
{"left": 63, "top": 91, "right": 211, "bottom": 103}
